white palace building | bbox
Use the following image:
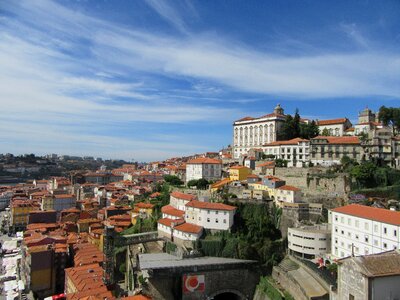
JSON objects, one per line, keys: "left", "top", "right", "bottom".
{"left": 233, "top": 104, "right": 286, "bottom": 159}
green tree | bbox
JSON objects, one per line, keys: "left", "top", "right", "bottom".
{"left": 196, "top": 178, "right": 209, "bottom": 189}
{"left": 187, "top": 179, "right": 198, "bottom": 188}
{"left": 321, "top": 128, "right": 330, "bottom": 136}
{"left": 350, "top": 161, "right": 377, "bottom": 188}
{"left": 163, "top": 175, "right": 183, "bottom": 186}
{"left": 379, "top": 106, "right": 400, "bottom": 135}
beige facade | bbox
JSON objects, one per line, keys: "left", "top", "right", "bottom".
{"left": 310, "top": 136, "right": 362, "bottom": 166}
{"left": 288, "top": 224, "right": 331, "bottom": 259}
{"left": 233, "top": 104, "right": 285, "bottom": 159}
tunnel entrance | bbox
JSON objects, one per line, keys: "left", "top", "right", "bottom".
{"left": 213, "top": 292, "right": 242, "bottom": 300}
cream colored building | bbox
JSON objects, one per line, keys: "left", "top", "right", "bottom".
{"left": 233, "top": 104, "right": 286, "bottom": 159}
{"left": 185, "top": 157, "right": 222, "bottom": 182}
{"left": 262, "top": 138, "right": 310, "bottom": 167}
{"left": 316, "top": 118, "right": 352, "bottom": 136}
{"left": 310, "top": 136, "right": 362, "bottom": 166}
{"left": 288, "top": 224, "right": 331, "bottom": 259}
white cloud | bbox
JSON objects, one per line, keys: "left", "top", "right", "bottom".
{"left": 144, "top": 0, "right": 190, "bottom": 34}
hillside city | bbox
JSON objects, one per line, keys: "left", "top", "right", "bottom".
{"left": 1, "top": 104, "right": 400, "bottom": 300}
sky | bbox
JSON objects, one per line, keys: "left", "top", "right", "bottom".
{"left": 0, "top": 0, "right": 400, "bottom": 161}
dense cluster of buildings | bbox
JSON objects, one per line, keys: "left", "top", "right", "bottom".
{"left": 0, "top": 104, "right": 399, "bottom": 300}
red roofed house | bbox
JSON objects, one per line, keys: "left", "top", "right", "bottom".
{"left": 331, "top": 204, "right": 400, "bottom": 259}
{"left": 310, "top": 136, "right": 362, "bottom": 166}
{"left": 185, "top": 200, "right": 236, "bottom": 231}
{"left": 169, "top": 191, "right": 197, "bottom": 211}
{"left": 185, "top": 157, "right": 222, "bottom": 183}
{"left": 275, "top": 185, "right": 302, "bottom": 204}
{"left": 157, "top": 192, "right": 237, "bottom": 246}
{"left": 316, "top": 118, "right": 352, "bottom": 136}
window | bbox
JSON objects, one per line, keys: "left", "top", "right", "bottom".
{"left": 384, "top": 227, "right": 387, "bottom": 234}
{"left": 340, "top": 216, "right": 344, "bottom": 223}
{"left": 395, "top": 230, "right": 397, "bottom": 237}
{"left": 383, "top": 242, "right": 387, "bottom": 249}
{"left": 374, "top": 224, "right": 378, "bottom": 232}
{"left": 223, "top": 219, "right": 226, "bottom": 224}
{"left": 224, "top": 211, "right": 227, "bottom": 215}
{"left": 207, "top": 218, "right": 210, "bottom": 222}
{"left": 374, "top": 239, "right": 379, "bottom": 246}
{"left": 355, "top": 234, "right": 359, "bottom": 240}
{"left": 365, "top": 223, "right": 369, "bottom": 230}
{"left": 355, "top": 220, "right": 359, "bottom": 228}
{"left": 215, "top": 219, "right": 219, "bottom": 223}
{"left": 207, "top": 210, "right": 210, "bottom": 214}
{"left": 365, "top": 235, "right": 369, "bottom": 243}
{"left": 349, "top": 294, "right": 355, "bottom": 300}
{"left": 347, "top": 218, "right": 351, "bottom": 226}
{"left": 334, "top": 215, "right": 338, "bottom": 222}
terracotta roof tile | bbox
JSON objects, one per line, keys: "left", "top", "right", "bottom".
{"left": 332, "top": 204, "right": 400, "bottom": 226}
{"left": 277, "top": 185, "right": 301, "bottom": 191}
{"left": 317, "top": 118, "right": 349, "bottom": 125}
{"left": 174, "top": 222, "right": 203, "bottom": 234}
{"left": 186, "top": 157, "right": 222, "bottom": 164}
{"left": 170, "top": 191, "right": 197, "bottom": 201}
{"left": 185, "top": 200, "right": 236, "bottom": 211}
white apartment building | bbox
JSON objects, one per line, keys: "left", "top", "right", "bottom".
{"left": 169, "top": 191, "right": 197, "bottom": 211}
{"left": 330, "top": 204, "right": 400, "bottom": 259}
{"left": 232, "top": 104, "right": 286, "bottom": 159}
{"left": 184, "top": 200, "right": 236, "bottom": 231}
{"left": 185, "top": 158, "right": 222, "bottom": 182}
{"left": 262, "top": 138, "right": 310, "bottom": 167}
{"left": 316, "top": 118, "right": 352, "bottom": 136}
{"left": 288, "top": 224, "right": 331, "bottom": 259}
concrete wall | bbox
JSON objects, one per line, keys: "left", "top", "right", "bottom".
{"left": 143, "top": 264, "right": 259, "bottom": 300}
{"left": 335, "top": 259, "right": 368, "bottom": 300}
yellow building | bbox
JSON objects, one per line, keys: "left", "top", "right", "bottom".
{"left": 133, "top": 202, "right": 154, "bottom": 218}
{"left": 11, "top": 200, "right": 40, "bottom": 231}
{"left": 229, "top": 166, "right": 252, "bottom": 181}
{"left": 210, "top": 178, "right": 232, "bottom": 193}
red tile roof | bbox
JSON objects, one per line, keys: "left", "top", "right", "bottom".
{"left": 265, "top": 137, "right": 309, "bottom": 146}
{"left": 161, "top": 205, "right": 185, "bottom": 218}
{"left": 235, "top": 116, "right": 255, "bottom": 122}
{"left": 158, "top": 218, "right": 184, "bottom": 227}
{"left": 277, "top": 185, "right": 301, "bottom": 192}
{"left": 332, "top": 204, "right": 400, "bottom": 226}
{"left": 170, "top": 191, "right": 197, "bottom": 201}
{"left": 230, "top": 165, "right": 250, "bottom": 170}
{"left": 134, "top": 202, "right": 154, "bottom": 209}
{"left": 186, "top": 200, "right": 236, "bottom": 211}
{"left": 257, "top": 161, "right": 275, "bottom": 167}
{"left": 317, "top": 118, "right": 349, "bottom": 125}
{"left": 174, "top": 222, "right": 203, "bottom": 234}
{"left": 186, "top": 157, "right": 222, "bottom": 164}
{"left": 312, "top": 136, "right": 360, "bottom": 145}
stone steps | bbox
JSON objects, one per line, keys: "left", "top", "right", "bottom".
{"left": 279, "top": 258, "right": 299, "bottom": 272}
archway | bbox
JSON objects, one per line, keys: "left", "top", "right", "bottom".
{"left": 209, "top": 289, "right": 246, "bottom": 300}
{"left": 213, "top": 292, "right": 242, "bottom": 300}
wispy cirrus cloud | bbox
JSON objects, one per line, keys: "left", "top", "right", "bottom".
{"left": 144, "top": 0, "right": 191, "bottom": 34}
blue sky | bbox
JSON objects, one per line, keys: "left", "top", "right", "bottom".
{"left": 0, "top": 0, "right": 399, "bottom": 161}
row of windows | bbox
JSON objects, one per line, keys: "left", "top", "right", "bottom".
{"left": 334, "top": 216, "right": 398, "bottom": 237}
